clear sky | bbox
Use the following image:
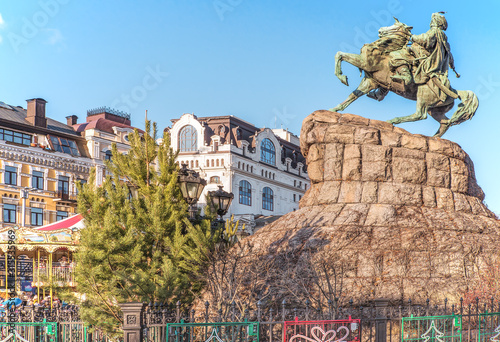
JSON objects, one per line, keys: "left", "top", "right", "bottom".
{"left": 0, "top": 1, "right": 499, "bottom": 213}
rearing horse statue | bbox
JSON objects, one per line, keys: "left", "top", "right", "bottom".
{"left": 330, "top": 18, "right": 478, "bottom": 138}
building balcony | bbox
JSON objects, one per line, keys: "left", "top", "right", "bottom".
{"left": 53, "top": 191, "right": 77, "bottom": 203}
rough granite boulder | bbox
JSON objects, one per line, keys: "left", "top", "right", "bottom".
{"left": 227, "top": 111, "right": 500, "bottom": 305}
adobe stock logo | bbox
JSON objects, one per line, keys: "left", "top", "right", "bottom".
{"left": 338, "top": 0, "right": 405, "bottom": 53}
{"left": 213, "top": 0, "right": 243, "bottom": 21}
{"left": 110, "top": 65, "right": 169, "bottom": 114}
{"left": 7, "top": 0, "right": 71, "bottom": 53}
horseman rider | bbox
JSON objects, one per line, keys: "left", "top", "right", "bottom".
{"left": 392, "top": 12, "right": 459, "bottom": 101}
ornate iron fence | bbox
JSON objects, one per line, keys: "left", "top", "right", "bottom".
{"left": 166, "top": 321, "right": 259, "bottom": 342}
{"left": 131, "top": 298, "right": 499, "bottom": 342}
{"left": 283, "top": 317, "right": 361, "bottom": 342}
{"left": 0, "top": 305, "right": 112, "bottom": 342}
{"left": 0, "top": 297, "right": 498, "bottom": 342}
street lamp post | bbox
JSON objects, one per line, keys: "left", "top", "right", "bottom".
{"left": 208, "top": 185, "right": 234, "bottom": 222}
{"left": 177, "top": 164, "right": 207, "bottom": 220}
{"left": 20, "top": 188, "right": 29, "bottom": 227}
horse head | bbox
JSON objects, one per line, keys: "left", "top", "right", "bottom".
{"left": 378, "top": 17, "right": 412, "bottom": 42}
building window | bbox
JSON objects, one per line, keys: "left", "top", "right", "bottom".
{"left": 210, "top": 176, "right": 220, "bottom": 184}
{"left": 236, "top": 128, "right": 242, "bottom": 140}
{"left": 48, "top": 135, "right": 80, "bottom": 156}
{"left": 293, "top": 194, "right": 296, "bottom": 202}
{"left": 104, "top": 150, "right": 113, "bottom": 161}
{"left": 261, "top": 138, "right": 276, "bottom": 165}
{"left": 76, "top": 179, "right": 87, "bottom": 194}
{"left": 32, "top": 171, "right": 44, "bottom": 190}
{"left": 31, "top": 208, "right": 43, "bottom": 226}
{"left": 56, "top": 211, "right": 68, "bottom": 221}
{"left": 262, "top": 187, "right": 274, "bottom": 211}
{"left": 3, "top": 204, "right": 16, "bottom": 223}
{"left": 239, "top": 180, "right": 252, "bottom": 206}
{"left": 0, "top": 129, "right": 31, "bottom": 145}
{"left": 58, "top": 176, "right": 69, "bottom": 195}
{"left": 5, "top": 166, "right": 17, "bottom": 185}
{"left": 179, "top": 125, "right": 197, "bottom": 152}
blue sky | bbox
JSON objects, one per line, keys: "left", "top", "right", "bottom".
{"left": 0, "top": 1, "right": 499, "bottom": 213}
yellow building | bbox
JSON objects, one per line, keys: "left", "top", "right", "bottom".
{"left": 0, "top": 99, "right": 137, "bottom": 297}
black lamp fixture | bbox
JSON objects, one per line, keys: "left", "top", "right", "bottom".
{"left": 178, "top": 163, "right": 207, "bottom": 219}
{"left": 208, "top": 185, "right": 234, "bottom": 220}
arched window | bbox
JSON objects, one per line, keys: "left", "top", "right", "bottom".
{"left": 261, "top": 138, "right": 276, "bottom": 165}
{"left": 211, "top": 159, "right": 214, "bottom": 167}
{"left": 195, "top": 160, "right": 199, "bottom": 168}
{"left": 206, "top": 160, "right": 210, "bottom": 167}
{"left": 221, "top": 159, "right": 224, "bottom": 166}
{"left": 238, "top": 161, "right": 241, "bottom": 169}
{"left": 104, "top": 150, "right": 113, "bottom": 161}
{"left": 262, "top": 187, "right": 274, "bottom": 211}
{"left": 216, "top": 159, "right": 220, "bottom": 167}
{"left": 239, "top": 180, "right": 252, "bottom": 206}
{"left": 210, "top": 176, "right": 220, "bottom": 184}
{"left": 179, "top": 125, "right": 197, "bottom": 152}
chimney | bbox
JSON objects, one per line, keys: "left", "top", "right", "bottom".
{"left": 66, "top": 115, "right": 78, "bottom": 126}
{"left": 26, "top": 98, "right": 47, "bottom": 128}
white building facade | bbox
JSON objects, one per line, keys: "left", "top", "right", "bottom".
{"left": 169, "top": 113, "right": 309, "bottom": 231}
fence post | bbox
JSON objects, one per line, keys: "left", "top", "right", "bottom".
{"left": 119, "top": 302, "right": 146, "bottom": 342}
{"left": 374, "top": 299, "right": 390, "bottom": 342}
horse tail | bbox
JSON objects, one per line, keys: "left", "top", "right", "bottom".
{"left": 449, "top": 90, "right": 479, "bottom": 126}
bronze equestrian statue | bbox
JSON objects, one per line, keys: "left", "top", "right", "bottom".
{"left": 331, "top": 13, "right": 478, "bottom": 138}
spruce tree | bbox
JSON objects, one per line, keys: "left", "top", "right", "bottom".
{"left": 74, "top": 120, "right": 213, "bottom": 336}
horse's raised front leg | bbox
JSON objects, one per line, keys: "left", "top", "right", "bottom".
{"left": 330, "top": 77, "right": 378, "bottom": 112}
{"left": 335, "top": 51, "right": 366, "bottom": 86}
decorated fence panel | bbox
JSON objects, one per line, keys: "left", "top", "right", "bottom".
{"left": 166, "top": 321, "right": 259, "bottom": 342}
{"left": 0, "top": 321, "right": 58, "bottom": 342}
{"left": 283, "top": 317, "right": 361, "bottom": 342}
{"left": 401, "top": 315, "right": 462, "bottom": 342}
{"left": 478, "top": 313, "right": 500, "bottom": 342}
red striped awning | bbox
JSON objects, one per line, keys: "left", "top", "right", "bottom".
{"left": 35, "top": 214, "right": 84, "bottom": 232}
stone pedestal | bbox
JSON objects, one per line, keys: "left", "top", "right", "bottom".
{"left": 232, "top": 111, "right": 500, "bottom": 303}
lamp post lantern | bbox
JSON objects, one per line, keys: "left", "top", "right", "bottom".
{"left": 208, "top": 185, "right": 234, "bottom": 221}
{"left": 177, "top": 163, "right": 207, "bottom": 219}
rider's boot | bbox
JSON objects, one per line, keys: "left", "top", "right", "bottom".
{"left": 391, "top": 65, "right": 413, "bottom": 86}
{"left": 391, "top": 73, "right": 412, "bottom": 86}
